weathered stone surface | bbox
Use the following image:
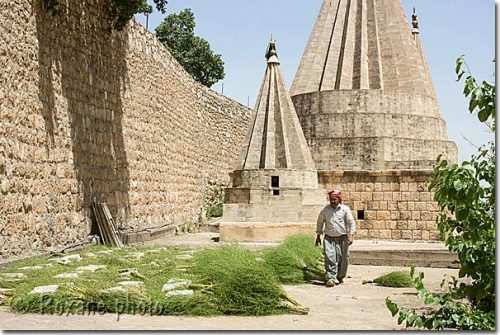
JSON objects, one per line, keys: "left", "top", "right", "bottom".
{"left": 220, "top": 222, "right": 317, "bottom": 243}
{"left": 176, "top": 254, "right": 192, "bottom": 260}
{"left": 18, "top": 266, "right": 44, "bottom": 271}
{"left": 126, "top": 252, "right": 145, "bottom": 260}
{"left": 76, "top": 265, "right": 106, "bottom": 273}
{"left": 117, "top": 281, "right": 143, "bottom": 287}
{"left": 0, "top": 288, "right": 15, "bottom": 296}
{"left": 165, "top": 290, "right": 194, "bottom": 297}
{"left": 319, "top": 170, "right": 441, "bottom": 241}
{"left": 0, "top": 0, "right": 251, "bottom": 262}
{"left": 29, "top": 285, "right": 59, "bottom": 294}
{"left": 96, "top": 250, "right": 114, "bottom": 255}
{"left": 162, "top": 279, "right": 192, "bottom": 292}
{"left": 54, "top": 273, "right": 79, "bottom": 279}
{"left": 0, "top": 273, "right": 26, "bottom": 279}
{"left": 119, "top": 268, "right": 139, "bottom": 278}
{"left": 103, "top": 286, "right": 127, "bottom": 293}
{"left": 55, "top": 254, "right": 83, "bottom": 265}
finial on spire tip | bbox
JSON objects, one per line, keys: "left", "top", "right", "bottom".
{"left": 412, "top": 7, "right": 420, "bottom": 33}
{"left": 265, "top": 36, "right": 279, "bottom": 63}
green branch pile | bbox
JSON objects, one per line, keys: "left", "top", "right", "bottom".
{"left": 261, "top": 235, "right": 324, "bottom": 284}
{"left": 190, "top": 244, "right": 308, "bottom": 315}
{"left": 363, "top": 270, "right": 413, "bottom": 288}
{"left": 1, "top": 236, "right": 320, "bottom": 317}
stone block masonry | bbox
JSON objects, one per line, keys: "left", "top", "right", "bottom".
{"left": 289, "top": 0, "right": 457, "bottom": 243}
{"left": 0, "top": 0, "right": 251, "bottom": 261}
{"left": 319, "top": 170, "right": 441, "bottom": 241}
{"left": 292, "top": 90, "right": 457, "bottom": 171}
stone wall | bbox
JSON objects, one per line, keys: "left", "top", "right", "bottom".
{"left": 292, "top": 90, "right": 457, "bottom": 171}
{"left": 122, "top": 23, "right": 250, "bottom": 233}
{"left": 319, "top": 170, "right": 440, "bottom": 241}
{"left": 0, "top": 0, "right": 250, "bottom": 261}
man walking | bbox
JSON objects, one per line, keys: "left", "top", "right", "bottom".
{"left": 316, "top": 190, "right": 356, "bottom": 287}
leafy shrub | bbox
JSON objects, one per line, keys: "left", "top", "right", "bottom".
{"left": 386, "top": 57, "right": 495, "bottom": 330}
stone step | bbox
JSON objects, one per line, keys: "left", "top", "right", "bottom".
{"left": 198, "top": 219, "right": 221, "bottom": 233}
{"left": 350, "top": 249, "right": 459, "bottom": 269}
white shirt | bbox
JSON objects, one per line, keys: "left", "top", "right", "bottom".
{"left": 316, "top": 204, "right": 356, "bottom": 237}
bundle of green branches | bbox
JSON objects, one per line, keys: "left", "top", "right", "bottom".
{"left": 363, "top": 270, "right": 414, "bottom": 288}
{"left": 190, "top": 244, "right": 308, "bottom": 315}
{"left": 261, "top": 234, "right": 324, "bottom": 284}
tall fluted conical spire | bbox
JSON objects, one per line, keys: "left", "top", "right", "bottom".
{"left": 291, "top": 0, "right": 437, "bottom": 97}
{"left": 236, "top": 39, "right": 316, "bottom": 171}
{"left": 290, "top": 0, "right": 457, "bottom": 170}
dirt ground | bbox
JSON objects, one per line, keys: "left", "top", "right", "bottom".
{"left": 0, "top": 265, "right": 457, "bottom": 330}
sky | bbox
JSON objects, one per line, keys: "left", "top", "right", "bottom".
{"left": 135, "top": 0, "right": 495, "bottom": 163}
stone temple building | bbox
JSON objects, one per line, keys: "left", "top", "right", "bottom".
{"left": 220, "top": 40, "right": 325, "bottom": 242}
{"left": 222, "top": 0, "right": 459, "bottom": 243}
{"left": 1, "top": 0, "right": 460, "bottom": 261}
{"left": 289, "top": 0, "right": 458, "bottom": 241}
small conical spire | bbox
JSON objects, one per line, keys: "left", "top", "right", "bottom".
{"left": 236, "top": 38, "right": 315, "bottom": 170}
{"left": 412, "top": 8, "right": 420, "bottom": 34}
{"left": 265, "top": 35, "right": 280, "bottom": 64}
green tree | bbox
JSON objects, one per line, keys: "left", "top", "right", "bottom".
{"left": 107, "top": 0, "right": 168, "bottom": 31}
{"left": 42, "top": 0, "right": 168, "bottom": 30}
{"left": 386, "top": 57, "right": 495, "bottom": 330}
{"left": 155, "top": 9, "right": 225, "bottom": 87}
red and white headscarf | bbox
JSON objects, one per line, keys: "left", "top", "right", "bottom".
{"left": 327, "top": 190, "right": 342, "bottom": 203}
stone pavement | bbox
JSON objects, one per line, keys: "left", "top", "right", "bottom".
{"left": 143, "top": 231, "right": 448, "bottom": 250}
{"left": 0, "top": 233, "right": 459, "bottom": 330}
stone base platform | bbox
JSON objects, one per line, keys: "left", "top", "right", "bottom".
{"left": 219, "top": 222, "right": 316, "bottom": 242}
{"left": 349, "top": 240, "right": 459, "bottom": 269}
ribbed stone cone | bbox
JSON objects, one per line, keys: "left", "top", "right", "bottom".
{"left": 290, "top": 0, "right": 457, "bottom": 170}
{"left": 221, "top": 40, "right": 326, "bottom": 242}
{"left": 236, "top": 41, "right": 316, "bottom": 172}
{"left": 291, "top": 0, "right": 436, "bottom": 96}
